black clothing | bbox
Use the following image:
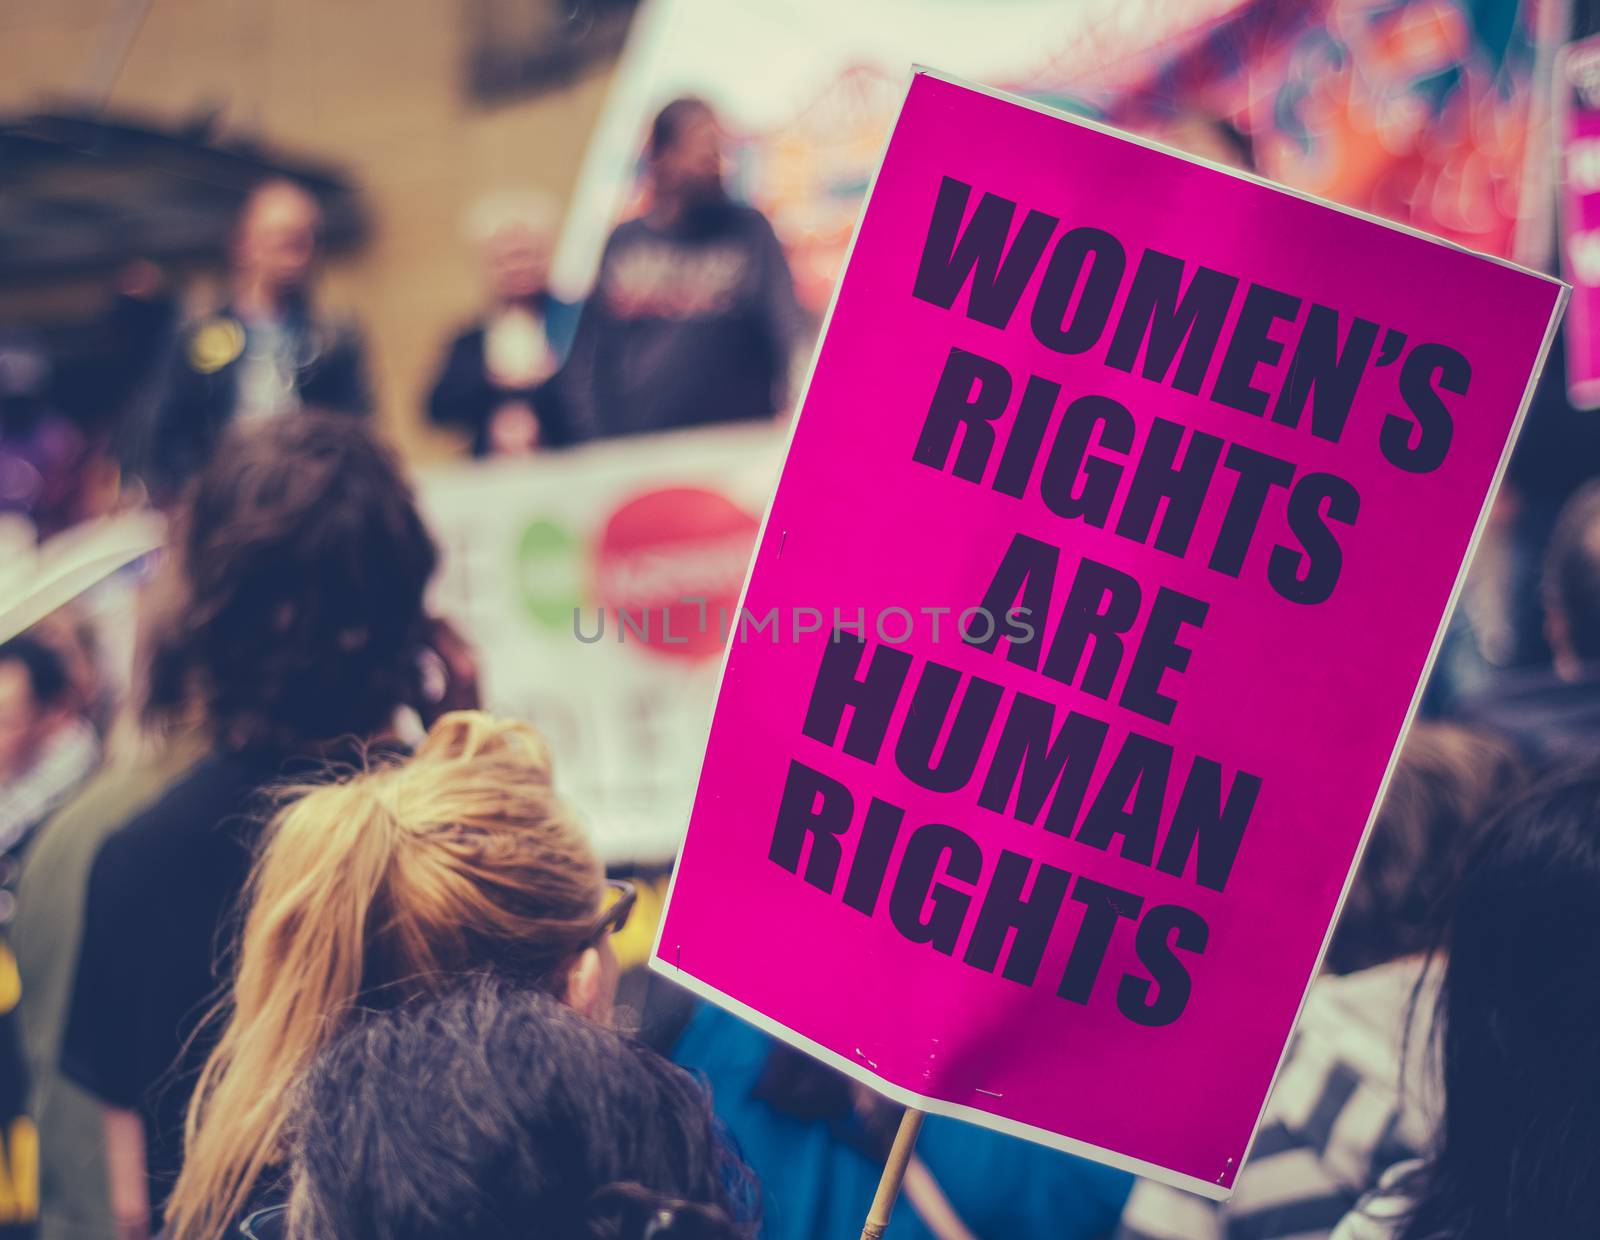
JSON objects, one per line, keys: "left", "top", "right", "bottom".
{"left": 61, "top": 748, "right": 307, "bottom": 1223}
{"left": 1458, "top": 663, "right": 1600, "bottom": 771}
{"left": 144, "top": 302, "right": 371, "bottom": 498}
{"left": 557, "top": 201, "right": 803, "bottom": 439}
{"left": 425, "top": 325, "right": 574, "bottom": 455}
{"left": 0, "top": 935, "right": 31, "bottom": 1240}
{"left": 53, "top": 289, "right": 179, "bottom": 441}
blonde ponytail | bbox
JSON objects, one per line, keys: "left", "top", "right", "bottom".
{"left": 166, "top": 711, "right": 602, "bottom": 1240}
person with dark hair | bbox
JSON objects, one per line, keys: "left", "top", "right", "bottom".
{"left": 1459, "top": 478, "right": 1600, "bottom": 766}
{"left": 268, "top": 977, "right": 757, "bottom": 1240}
{"left": 166, "top": 710, "right": 630, "bottom": 1240}
{"left": 59, "top": 413, "right": 442, "bottom": 1238}
{"left": 1331, "top": 775, "right": 1600, "bottom": 1239}
{"left": 555, "top": 96, "right": 805, "bottom": 440}
{"left": 1115, "top": 723, "right": 1523, "bottom": 1240}
{"left": 143, "top": 180, "right": 373, "bottom": 500}
{"left": 15, "top": 570, "right": 206, "bottom": 1240}
{"left": 1321, "top": 725, "right": 1524, "bottom": 976}
{"left": 0, "top": 632, "right": 99, "bottom": 857}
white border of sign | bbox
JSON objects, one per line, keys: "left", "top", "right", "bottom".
{"left": 1, "top": 512, "right": 167, "bottom": 646}
{"left": 651, "top": 66, "right": 1569, "bottom": 1200}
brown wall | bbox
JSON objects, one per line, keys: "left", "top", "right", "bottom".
{"left": 1, "top": 0, "right": 616, "bottom": 459}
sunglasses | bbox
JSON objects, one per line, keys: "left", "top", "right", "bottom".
{"left": 585, "top": 878, "right": 637, "bottom": 947}
{"left": 239, "top": 1204, "right": 286, "bottom": 1238}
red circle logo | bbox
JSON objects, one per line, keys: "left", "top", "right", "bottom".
{"left": 593, "top": 487, "right": 760, "bottom": 660}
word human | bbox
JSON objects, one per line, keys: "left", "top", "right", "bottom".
{"left": 765, "top": 632, "right": 1261, "bottom": 1026}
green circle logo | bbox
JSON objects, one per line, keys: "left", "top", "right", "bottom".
{"left": 515, "top": 517, "right": 583, "bottom": 631}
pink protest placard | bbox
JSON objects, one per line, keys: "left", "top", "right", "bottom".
{"left": 1560, "top": 34, "right": 1600, "bottom": 409}
{"left": 652, "top": 70, "right": 1565, "bottom": 1196}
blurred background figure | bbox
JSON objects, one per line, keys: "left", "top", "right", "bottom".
{"left": 278, "top": 978, "right": 758, "bottom": 1240}
{"left": 0, "top": 339, "right": 95, "bottom": 543}
{"left": 1460, "top": 479, "right": 1600, "bottom": 767}
{"left": 557, "top": 96, "right": 805, "bottom": 440}
{"left": 0, "top": 635, "right": 99, "bottom": 864}
{"left": 64, "top": 260, "right": 182, "bottom": 507}
{"left": 426, "top": 192, "right": 578, "bottom": 456}
{"left": 143, "top": 180, "right": 372, "bottom": 500}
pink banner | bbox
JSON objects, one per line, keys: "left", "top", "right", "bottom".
{"left": 1560, "top": 34, "right": 1600, "bottom": 408}
{"left": 653, "top": 71, "right": 1564, "bottom": 1196}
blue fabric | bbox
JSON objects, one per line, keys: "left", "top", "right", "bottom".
{"left": 542, "top": 296, "right": 581, "bottom": 362}
{"left": 673, "top": 1005, "right": 1133, "bottom": 1240}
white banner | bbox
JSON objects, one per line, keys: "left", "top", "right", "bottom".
{"left": 416, "top": 422, "right": 786, "bottom": 862}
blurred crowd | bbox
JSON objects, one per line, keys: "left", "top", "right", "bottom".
{"left": 3, "top": 83, "right": 1600, "bottom": 1240}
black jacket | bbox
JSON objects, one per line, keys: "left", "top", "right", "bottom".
{"left": 425, "top": 324, "right": 575, "bottom": 455}
{"left": 144, "top": 302, "right": 371, "bottom": 498}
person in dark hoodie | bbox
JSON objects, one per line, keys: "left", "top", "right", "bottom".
{"left": 556, "top": 97, "right": 805, "bottom": 441}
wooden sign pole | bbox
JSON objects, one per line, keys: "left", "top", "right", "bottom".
{"left": 859, "top": 1108, "right": 925, "bottom": 1240}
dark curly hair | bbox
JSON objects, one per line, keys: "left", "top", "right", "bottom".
{"left": 285, "top": 976, "right": 759, "bottom": 1240}
{"left": 148, "top": 413, "right": 436, "bottom": 750}
{"left": 1389, "top": 775, "right": 1600, "bottom": 1240}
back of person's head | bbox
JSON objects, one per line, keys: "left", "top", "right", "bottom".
{"left": 648, "top": 96, "right": 715, "bottom": 160}
{"left": 149, "top": 412, "right": 436, "bottom": 751}
{"left": 1543, "top": 478, "right": 1600, "bottom": 667}
{"left": 1324, "top": 722, "right": 1523, "bottom": 975}
{"left": 1397, "top": 775, "right": 1600, "bottom": 1240}
{"left": 169, "top": 711, "right": 606, "bottom": 1240}
{"left": 286, "top": 977, "right": 757, "bottom": 1240}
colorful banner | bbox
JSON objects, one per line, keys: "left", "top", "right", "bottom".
{"left": 1559, "top": 32, "right": 1600, "bottom": 407}
{"left": 554, "top": 0, "right": 1554, "bottom": 317}
{"left": 415, "top": 423, "right": 786, "bottom": 862}
{"left": 653, "top": 73, "right": 1564, "bottom": 1194}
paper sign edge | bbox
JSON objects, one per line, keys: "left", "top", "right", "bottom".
{"left": 649, "top": 954, "right": 1233, "bottom": 1201}
{"left": 650, "top": 62, "right": 1572, "bottom": 1198}
{"left": 1, "top": 514, "right": 167, "bottom": 646}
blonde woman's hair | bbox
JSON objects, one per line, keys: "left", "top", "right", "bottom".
{"left": 165, "top": 711, "right": 604, "bottom": 1240}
